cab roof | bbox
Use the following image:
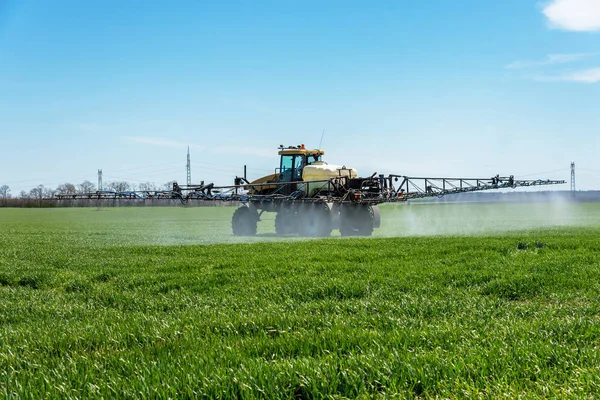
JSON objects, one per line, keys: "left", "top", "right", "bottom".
{"left": 278, "top": 145, "right": 324, "bottom": 156}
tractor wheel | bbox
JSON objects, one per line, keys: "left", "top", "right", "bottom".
{"left": 297, "top": 203, "right": 332, "bottom": 238}
{"left": 339, "top": 204, "right": 376, "bottom": 237}
{"left": 232, "top": 205, "right": 258, "bottom": 236}
{"left": 275, "top": 205, "right": 298, "bottom": 236}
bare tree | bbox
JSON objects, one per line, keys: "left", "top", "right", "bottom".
{"left": 29, "top": 185, "right": 44, "bottom": 200}
{"left": 162, "top": 181, "right": 177, "bottom": 191}
{"left": 0, "top": 185, "right": 10, "bottom": 206}
{"left": 139, "top": 182, "right": 158, "bottom": 191}
{"left": 19, "top": 190, "right": 28, "bottom": 199}
{"left": 107, "top": 181, "right": 130, "bottom": 192}
{"left": 29, "top": 185, "right": 45, "bottom": 206}
{"left": 56, "top": 183, "right": 77, "bottom": 195}
{"left": 0, "top": 185, "right": 10, "bottom": 199}
{"left": 43, "top": 187, "right": 56, "bottom": 198}
{"left": 139, "top": 182, "right": 157, "bottom": 191}
{"left": 77, "top": 180, "right": 96, "bottom": 194}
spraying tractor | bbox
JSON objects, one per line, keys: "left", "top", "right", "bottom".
{"left": 57, "top": 144, "right": 566, "bottom": 237}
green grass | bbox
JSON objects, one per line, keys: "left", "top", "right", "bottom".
{"left": 1, "top": 204, "right": 600, "bottom": 398}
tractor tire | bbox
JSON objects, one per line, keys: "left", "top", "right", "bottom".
{"left": 232, "top": 205, "right": 258, "bottom": 236}
{"left": 339, "top": 204, "right": 375, "bottom": 237}
{"left": 275, "top": 205, "right": 298, "bottom": 236}
{"left": 297, "top": 203, "right": 332, "bottom": 238}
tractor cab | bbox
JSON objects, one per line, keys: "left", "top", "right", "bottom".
{"left": 246, "top": 145, "right": 326, "bottom": 196}
{"left": 278, "top": 145, "right": 324, "bottom": 182}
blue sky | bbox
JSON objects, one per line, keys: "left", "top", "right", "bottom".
{"left": 1, "top": 0, "right": 599, "bottom": 193}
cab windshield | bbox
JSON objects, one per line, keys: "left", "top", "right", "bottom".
{"left": 280, "top": 155, "right": 305, "bottom": 182}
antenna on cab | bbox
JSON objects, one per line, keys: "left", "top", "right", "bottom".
{"left": 318, "top": 129, "right": 325, "bottom": 150}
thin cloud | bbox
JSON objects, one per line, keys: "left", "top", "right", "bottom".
{"left": 123, "top": 136, "right": 204, "bottom": 150}
{"left": 505, "top": 53, "right": 597, "bottom": 69}
{"left": 562, "top": 67, "right": 600, "bottom": 82}
{"left": 542, "top": 0, "right": 600, "bottom": 32}
{"left": 535, "top": 68, "right": 600, "bottom": 83}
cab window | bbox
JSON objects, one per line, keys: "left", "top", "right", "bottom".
{"left": 280, "top": 155, "right": 294, "bottom": 181}
{"left": 292, "top": 156, "right": 304, "bottom": 180}
{"left": 280, "top": 155, "right": 305, "bottom": 182}
{"left": 308, "top": 154, "right": 321, "bottom": 164}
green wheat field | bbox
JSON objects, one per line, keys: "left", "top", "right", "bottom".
{"left": 1, "top": 202, "right": 600, "bottom": 398}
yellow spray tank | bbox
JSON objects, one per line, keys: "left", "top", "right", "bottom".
{"left": 302, "top": 161, "right": 357, "bottom": 180}
{"left": 300, "top": 161, "right": 358, "bottom": 196}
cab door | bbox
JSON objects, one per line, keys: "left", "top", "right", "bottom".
{"left": 280, "top": 155, "right": 294, "bottom": 182}
{"left": 279, "top": 155, "right": 305, "bottom": 194}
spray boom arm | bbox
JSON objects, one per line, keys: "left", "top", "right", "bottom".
{"left": 376, "top": 174, "right": 564, "bottom": 201}
{"left": 56, "top": 173, "right": 565, "bottom": 204}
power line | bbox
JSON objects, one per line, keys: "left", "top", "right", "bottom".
{"left": 189, "top": 159, "right": 273, "bottom": 171}
{"left": 103, "top": 165, "right": 183, "bottom": 178}
{"left": 579, "top": 167, "right": 600, "bottom": 174}
{"left": 515, "top": 168, "right": 568, "bottom": 178}
{"left": 2, "top": 174, "right": 93, "bottom": 185}
{"left": 190, "top": 161, "right": 272, "bottom": 174}
{"left": 103, "top": 161, "right": 181, "bottom": 174}
{"left": 103, "top": 168, "right": 183, "bottom": 183}
{"left": 1, "top": 161, "right": 182, "bottom": 186}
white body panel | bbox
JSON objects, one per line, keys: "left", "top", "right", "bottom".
{"left": 302, "top": 161, "right": 357, "bottom": 180}
{"left": 300, "top": 161, "right": 358, "bottom": 195}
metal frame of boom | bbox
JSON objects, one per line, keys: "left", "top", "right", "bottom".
{"left": 55, "top": 174, "right": 566, "bottom": 205}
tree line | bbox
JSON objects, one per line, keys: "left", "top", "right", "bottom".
{"left": 0, "top": 180, "right": 176, "bottom": 207}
